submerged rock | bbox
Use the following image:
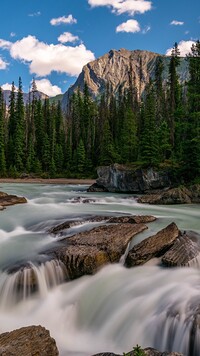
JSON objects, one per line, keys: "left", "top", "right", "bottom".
{"left": 52, "top": 223, "right": 147, "bottom": 279}
{"left": 49, "top": 215, "right": 156, "bottom": 235}
{"left": 0, "top": 325, "right": 58, "bottom": 356}
{"left": 125, "top": 223, "right": 180, "bottom": 267}
{"left": 87, "top": 164, "right": 171, "bottom": 193}
{"left": 0, "top": 191, "right": 27, "bottom": 208}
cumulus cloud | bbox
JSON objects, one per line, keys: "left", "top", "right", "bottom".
{"left": 0, "top": 58, "right": 8, "bottom": 70}
{"left": 0, "top": 35, "right": 95, "bottom": 77}
{"left": 166, "top": 40, "right": 195, "bottom": 56}
{"left": 1, "top": 83, "right": 16, "bottom": 91}
{"left": 58, "top": 32, "right": 79, "bottom": 43}
{"left": 116, "top": 19, "right": 140, "bottom": 33}
{"left": 88, "top": 0, "right": 152, "bottom": 15}
{"left": 170, "top": 20, "right": 184, "bottom": 26}
{"left": 50, "top": 14, "right": 77, "bottom": 26}
{"left": 0, "top": 39, "right": 12, "bottom": 49}
{"left": 34, "top": 79, "right": 62, "bottom": 96}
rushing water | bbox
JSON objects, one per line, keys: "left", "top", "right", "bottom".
{"left": 0, "top": 183, "right": 200, "bottom": 355}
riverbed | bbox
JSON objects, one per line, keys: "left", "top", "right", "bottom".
{"left": 0, "top": 183, "right": 200, "bottom": 356}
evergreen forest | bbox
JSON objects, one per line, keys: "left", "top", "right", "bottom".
{"left": 0, "top": 41, "right": 199, "bottom": 183}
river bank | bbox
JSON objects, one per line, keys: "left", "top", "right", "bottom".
{"left": 0, "top": 178, "right": 96, "bottom": 185}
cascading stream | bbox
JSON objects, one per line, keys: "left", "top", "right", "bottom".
{"left": 0, "top": 183, "right": 200, "bottom": 356}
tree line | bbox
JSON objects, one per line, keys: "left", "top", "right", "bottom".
{"left": 0, "top": 40, "right": 199, "bottom": 182}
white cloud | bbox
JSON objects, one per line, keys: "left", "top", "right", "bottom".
{"left": 34, "top": 79, "right": 62, "bottom": 96}
{"left": 116, "top": 19, "right": 140, "bottom": 33}
{"left": 28, "top": 11, "right": 41, "bottom": 17}
{"left": 58, "top": 32, "right": 79, "bottom": 43}
{"left": 0, "top": 39, "right": 12, "bottom": 49}
{"left": 10, "top": 32, "right": 16, "bottom": 38}
{"left": 0, "top": 35, "right": 95, "bottom": 77}
{"left": 88, "top": 0, "right": 152, "bottom": 15}
{"left": 50, "top": 14, "right": 77, "bottom": 26}
{"left": 170, "top": 20, "right": 184, "bottom": 26}
{"left": 166, "top": 40, "right": 196, "bottom": 56}
{"left": 1, "top": 83, "right": 16, "bottom": 91}
{"left": 0, "top": 58, "right": 8, "bottom": 70}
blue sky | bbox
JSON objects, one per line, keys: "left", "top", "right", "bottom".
{"left": 0, "top": 0, "right": 199, "bottom": 96}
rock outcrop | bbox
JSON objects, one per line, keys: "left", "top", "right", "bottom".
{"left": 62, "top": 49, "right": 188, "bottom": 110}
{"left": 0, "top": 191, "right": 27, "bottom": 209}
{"left": 125, "top": 223, "right": 180, "bottom": 267}
{"left": 162, "top": 232, "right": 200, "bottom": 267}
{"left": 138, "top": 185, "right": 200, "bottom": 204}
{"left": 0, "top": 325, "right": 58, "bottom": 356}
{"left": 51, "top": 223, "right": 147, "bottom": 279}
{"left": 88, "top": 165, "right": 171, "bottom": 193}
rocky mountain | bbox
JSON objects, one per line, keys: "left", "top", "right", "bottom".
{"left": 2, "top": 89, "right": 49, "bottom": 107}
{"left": 61, "top": 48, "right": 189, "bottom": 111}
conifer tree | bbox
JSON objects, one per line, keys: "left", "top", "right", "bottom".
{"left": 14, "top": 77, "right": 25, "bottom": 171}
{"left": 0, "top": 88, "right": 6, "bottom": 176}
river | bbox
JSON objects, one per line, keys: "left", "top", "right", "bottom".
{"left": 0, "top": 183, "right": 200, "bottom": 356}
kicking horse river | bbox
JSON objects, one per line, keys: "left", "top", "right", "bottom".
{"left": 0, "top": 183, "right": 200, "bottom": 356}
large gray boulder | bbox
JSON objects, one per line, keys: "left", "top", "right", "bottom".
{"left": 88, "top": 164, "right": 171, "bottom": 193}
{"left": 0, "top": 325, "right": 58, "bottom": 356}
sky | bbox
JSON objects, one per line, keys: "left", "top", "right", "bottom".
{"left": 0, "top": 0, "right": 199, "bottom": 96}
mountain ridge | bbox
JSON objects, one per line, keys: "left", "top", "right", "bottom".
{"left": 61, "top": 48, "right": 189, "bottom": 110}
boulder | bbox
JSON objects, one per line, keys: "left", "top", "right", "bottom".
{"left": 162, "top": 232, "right": 200, "bottom": 267}
{"left": 87, "top": 165, "right": 171, "bottom": 193}
{"left": 0, "top": 325, "right": 58, "bottom": 356}
{"left": 125, "top": 223, "right": 180, "bottom": 267}
{"left": 52, "top": 223, "right": 147, "bottom": 279}
{"left": 108, "top": 215, "right": 156, "bottom": 224}
{"left": 138, "top": 184, "right": 200, "bottom": 204}
{"left": 0, "top": 191, "right": 27, "bottom": 208}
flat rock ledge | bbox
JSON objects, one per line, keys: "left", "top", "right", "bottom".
{"left": 0, "top": 325, "right": 58, "bottom": 356}
{"left": 51, "top": 223, "right": 147, "bottom": 279}
{"left": 92, "top": 348, "right": 183, "bottom": 356}
{"left": 0, "top": 191, "right": 27, "bottom": 209}
{"left": 49, "top": 215, "right": 156, "bottom": 235}
{"left": 138, "top": 184, "right": 200, "bottom": 204}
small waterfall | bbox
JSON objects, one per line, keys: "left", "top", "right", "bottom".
{"left": 0, "top": 259, "right": 67, "bottom": 308}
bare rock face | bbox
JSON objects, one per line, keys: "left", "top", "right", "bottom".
{"left": 52, "top": 223, "right": 147, "bottom": 279}
{"left": 0, "top": 191, "right": 27, "bottom": 208}
{"left": 62, "top": 49, "right": 188, "bottom": 110}
{"left": 0, "top": 325, "right": 59, "bottom": 356}
{"left": 125, "top": 222, "right": 180, "bottom": 267}
{"left": 88, "top": 165, "right": 171, "bottom": 193}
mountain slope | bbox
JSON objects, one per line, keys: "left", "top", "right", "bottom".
{"left": 62, "top": 48, "right": 189, "bottom": 110}
{"left": 2, "top": 90, "right": 49, "bottom": 106}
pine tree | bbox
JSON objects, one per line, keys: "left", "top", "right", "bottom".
{"left": 14, "top": 77, "right": 25, "bottom": 171}
{"left": 0, "top": 88, "right": 6, "bottom": 176}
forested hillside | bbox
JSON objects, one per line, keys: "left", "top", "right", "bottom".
{"left": 0, "top": 41, "right": 199, "bottom": 182}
